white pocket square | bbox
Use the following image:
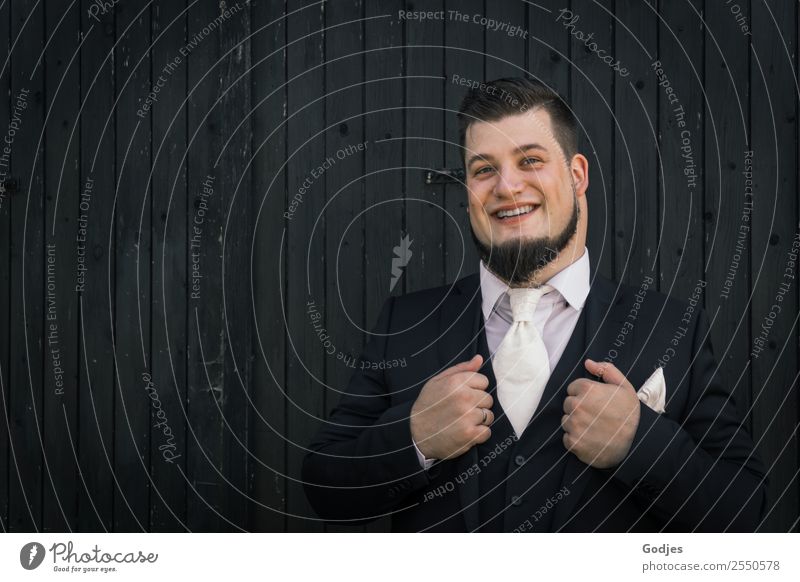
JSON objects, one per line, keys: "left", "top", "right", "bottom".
{"left": 637, "top": 367, "right": 666, "bottom": 414}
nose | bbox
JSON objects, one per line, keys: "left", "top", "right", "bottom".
{"left": 493, "top": 164, "right": 525, "bottom": 198}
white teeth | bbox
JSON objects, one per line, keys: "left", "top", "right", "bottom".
{"left": 496, "top": 204, "right": 536, "bottom": 218}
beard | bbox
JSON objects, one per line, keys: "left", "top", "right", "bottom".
{"left": 470, "top": 185, "right": 579, "bottom": 286}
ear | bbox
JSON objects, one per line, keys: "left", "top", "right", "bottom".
{"left": 570, "top": 153, "right": 589, "bottom": 197}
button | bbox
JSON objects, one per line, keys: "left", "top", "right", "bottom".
{"left": 514, "top": 455, "right": 526, "bottom": 466}
{"left": 511, "top": 495, "right": 522, "bottom": 506}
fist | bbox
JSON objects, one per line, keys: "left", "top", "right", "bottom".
{"left": 410, "top": 354, "right": 494, "bottom": 461}
{"left": 561, "top": 359, "right": 641, "bottom": 469}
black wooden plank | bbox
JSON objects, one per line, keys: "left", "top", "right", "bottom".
{"left": 750, "top": 0, "right": 798, "bottom": 532}
{"left": 704, "top": 0, "right": 753, "bottom": 426}
{"left": 113, "top": 0, "right": 152, "bottom": 532}
{"left": 569, "top": 0, "right": 615, "bottom": 280}
{"left": 218, "top": 0, "right": 252, "bottom": 532}
{"left": 405, "top": 0, "right": 445, "bottom": 294}
{"left": 149, "top": 0, "right": 189, "bottom": 533}
{"left": 185, "top": 0, "right": 230, "bottom": 532}
{"left": 527, "top": 2, "right": 569, "bottom": 100}
{"left": 78, "top": 0, "right": 117, "bottom": 531}
{"left": 484, "top": 0, "right": 527, "bottom": 79}
{"left": 249, "top": 0, "right": 288, "bottom": 532}
{"left": 444, "top": 0, "right": 483, "bottom": 283}
{"left": 655, "top": 0, "right": 704, "bottom": 302}
{"left": 0, "top": 0, "right": 10, "bottom": 533}
{"left": 614, "top": 1, "right": 658, "bottom": 287}
{"left": 323, "top": 0, "right": 367, "bottom": 533}
{"left": 285, "top": 0, "right": 326, "bottom": 533}
{"left": 8, "top": 0, "right": 44, "bottom": 532}
{"left": 42, "top": 0, "right": 80, "bottom": 532}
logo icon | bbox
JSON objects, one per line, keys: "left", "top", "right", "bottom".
{"left": 389, "top": 233, "right": 413, "bottom": 292}
{"left": 20, "top": 542, "right": 45, "bottom": 570}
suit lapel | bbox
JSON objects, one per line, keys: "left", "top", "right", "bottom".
{"left": 550, "top": 273, "right": 629, "bottom": 531}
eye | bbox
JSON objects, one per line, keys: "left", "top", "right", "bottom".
{"left": 474, "top": 165, "right": 495, "bottom": 176}
{"left": 522, "top": 157, "right": 542, "bottom": 166}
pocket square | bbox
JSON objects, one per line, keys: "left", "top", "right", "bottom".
{"left": 637, "top": 367, "right": 666, "bottom": 414}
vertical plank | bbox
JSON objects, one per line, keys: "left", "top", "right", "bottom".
{"left": 150, "top": 0, "right": 189, "bottom": 532}
{"left": 249, "top": 0, "right": 287, "bottom": 532}
{"left": 0, "top": 0, "right": 10, "bottom": 532}
{"left": 484, "top": 0, "right": 526, "bottom": 79}
{"left": 444, "top": 0, "right": 483, "bottom": 283}
{"left": 656, "top": 2, "right": 704, "bottom": 298}
{"left": 751, "top": 0, "right": 798, "bottom": 532}
{"left": 113, "top": 0, "right": 152, "bottom": 532}
{"left": 614, "top": 0, "right": 658, "bottom": 286}
{"left": 43, "top": 0, "right": 80, "bottom": 532}
{"left": 405, "top": 0, "right": 445, "bottom": 293}
{"left": 527, "top": 2, "right": 570, "bottom": 99}
{"left": 363, "top": 0, "right": 405, "bottom": 532}
{"left": 218, "top": 0, "right": 252, "bottom": 531}
{"left": 78, "top": 0, "right": 117, "bottom": 531}
{"left": 323, "top": 0, "right": 367, "bottom": 533}
{"left": 704, "top": 0, "right": 752, "bottom": 426}
{"left": 8, "top": 0, "right": 44, "bottom": 532}
{"left": 569, "top": 0, "right": 614, "bottom": 279}
{"left": 186, "top": 0, "right": 229, "bottom": 531}
{"left": 285, "top": 0, "right": 325, "bottom": 533}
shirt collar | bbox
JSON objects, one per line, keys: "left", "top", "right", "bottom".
{"left": 479, "top": 246, "right": 591, "bottom": 321}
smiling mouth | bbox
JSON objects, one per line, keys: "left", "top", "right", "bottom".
{"left": 492, "top": 204, "right": 541, "bottom": 221}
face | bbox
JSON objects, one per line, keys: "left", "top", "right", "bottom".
{"left": 464, "top": 107, "right": 588, "bottom": 285}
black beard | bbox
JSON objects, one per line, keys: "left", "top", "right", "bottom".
{"left": 470, "top": 190, "right": 579, "bottom": 286}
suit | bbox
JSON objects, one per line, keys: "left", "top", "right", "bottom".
{"left": 302, "top": 267, "right": 768, "bottom": 532}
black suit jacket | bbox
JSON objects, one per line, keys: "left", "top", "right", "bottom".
{"left": 302, "top": 269, "right": 767, "bottom": 531}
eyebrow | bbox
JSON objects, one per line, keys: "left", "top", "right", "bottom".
{"left": 465, "top": 143, "right": 549, "bottom": 169}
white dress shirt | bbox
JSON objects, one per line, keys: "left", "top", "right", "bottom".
{"left": 413, "top": 246, "right": 592, "bottom": 469}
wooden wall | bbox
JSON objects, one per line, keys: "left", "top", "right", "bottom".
{"left": 0, "top": 0, "right": 797, "bottom": 532}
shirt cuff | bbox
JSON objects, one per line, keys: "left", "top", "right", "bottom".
{"left": 412, "top": 438, "right": 436, "bottom": 470}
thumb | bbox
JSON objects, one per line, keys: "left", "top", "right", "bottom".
{"left": 440, "top": 353, "right": 483, "bottom": 377}
{"left": 585, "top": 358, "right": 631, "bottom": 389}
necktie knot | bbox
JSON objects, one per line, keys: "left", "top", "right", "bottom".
{"left": 507, "top": 284, "right": 554, "bottom": 322}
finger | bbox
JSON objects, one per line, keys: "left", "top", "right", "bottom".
{"left": 584, "top": 358, "right": 631, "bottom": 389}
{"left": 437, "top": 354, "right": 483, "bottom": 378}
{"left": 472, "top": 425, "right": 491, "bottom": 445}
{"left": 566, "top": 379, "right": 590, "bottom": 397}
{"left": 450, "top": 370, "right": 490, "bottom": 391}
{"left": 563, "top": 395, "right": 577, "bottom": 414}
{"left": 561, "top": 414, "right": 570, "bottom": 430}
{"left": 475, "top": 392, "right": 493, "bottom": 410}
{"left": 474, "top": 407, "right": 494, "bottom": 426}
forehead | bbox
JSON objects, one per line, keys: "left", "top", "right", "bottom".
{"left": 464, "top": 108, "right": 558, "bottom": 154}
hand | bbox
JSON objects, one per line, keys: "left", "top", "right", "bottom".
{"left": 561, "top": 359, "right": 641, "bottom": 469}
{"left": 410, "top": 354, "right": 494, "bottom": 460}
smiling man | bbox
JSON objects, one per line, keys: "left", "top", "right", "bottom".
{"left": 302, "top": 77, "right": 767, "bottom": 532}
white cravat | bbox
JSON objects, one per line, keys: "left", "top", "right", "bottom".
{"left": 493, "top": 284, "right": 555, "bottom": 438}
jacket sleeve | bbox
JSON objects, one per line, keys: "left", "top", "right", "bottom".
{"left": 612, "top": 307, "right": 768, "bottom": 531}
{"left": 301, "top": 296, "right": 432, "bottom": 523}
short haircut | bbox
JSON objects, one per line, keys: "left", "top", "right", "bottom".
{"left": 456, "top": 77, "right": 578, "bottom": 169}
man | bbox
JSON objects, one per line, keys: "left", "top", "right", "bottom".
{"left": 302, "top": 77, "right": 767, "bottom": 532}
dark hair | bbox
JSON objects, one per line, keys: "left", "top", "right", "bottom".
{"left": 456, "top": 77, "right": 578, "bottom": 169}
